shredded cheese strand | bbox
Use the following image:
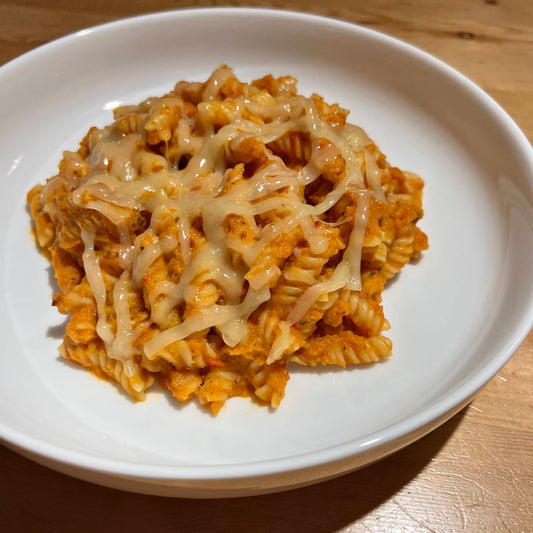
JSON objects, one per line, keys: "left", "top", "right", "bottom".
{"left": 71, "top": 69, "right": 383, "bottom": 364}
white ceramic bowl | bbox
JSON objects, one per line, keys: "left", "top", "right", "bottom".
{"left": 1, "top": 8, "right": 532, "bottom": 498}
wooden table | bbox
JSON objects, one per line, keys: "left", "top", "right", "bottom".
{"left": 1, "top": 1, "right": 531, "bottom": 531}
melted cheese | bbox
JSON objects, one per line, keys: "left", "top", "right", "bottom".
{"left": 111, "top": 271, "right": 136, "bottom": 375}
{"left": 80, "top": 229, "right": 114, "bottom": 347}
{"left": 287, "top": 192, "right": 369, "bottom": 325}
{"left": 67, "top": 68, "right": 389, "bottom": 366}
{"left": 267, "top": 321, "right": 296, "bottom": 364}
{"left": 364, "top": 149, "right": 387, "bottom": 202}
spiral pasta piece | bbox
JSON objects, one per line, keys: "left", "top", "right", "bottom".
{"left": 27, "top": 66, "right": 427, "bottom": 413}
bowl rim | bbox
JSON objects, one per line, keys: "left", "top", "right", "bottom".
{"left": 1, "top": 6, "right": 532, "bottom": 483}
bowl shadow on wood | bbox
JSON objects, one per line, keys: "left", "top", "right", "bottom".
{"left": 0, "top": 406, "right": 467, "bottom": 532}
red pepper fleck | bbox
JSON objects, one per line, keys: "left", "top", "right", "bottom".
{"left": 206, "top": 357, "right": 225, "bottom": 368}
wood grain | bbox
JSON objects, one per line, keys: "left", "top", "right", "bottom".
{"left": 1, "top": 1, "right": 532, "bottom": 531}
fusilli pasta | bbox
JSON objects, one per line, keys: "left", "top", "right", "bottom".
{"left": 27, "top": 66, "right": 428, "bottom": 413}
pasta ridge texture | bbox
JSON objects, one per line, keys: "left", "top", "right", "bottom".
{"left": 27, "top": 66, "right": 428, "bottom": 413}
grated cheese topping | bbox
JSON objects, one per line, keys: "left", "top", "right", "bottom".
{"left": 42, "top": 67, "right": 387, "bottom": 368}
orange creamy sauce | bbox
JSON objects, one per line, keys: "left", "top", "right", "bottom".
{"left": 27, "top": 67, "right": 427, "bottom": 413}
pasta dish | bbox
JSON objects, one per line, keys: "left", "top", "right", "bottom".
{"left": 27, "top": 66, "right": 428, "bottom": 413}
